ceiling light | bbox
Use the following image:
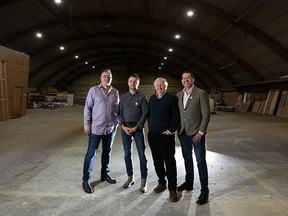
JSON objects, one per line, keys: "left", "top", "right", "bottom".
{"left": 164, "top": 57, "right": 167, "bottom": 60}
{"left": 168, "top": 48, "right": 173, "bottom": 52}
{"left": 161, "top": 63, "right": 164, "bottom": 65}
{"left": 175, "top": 34, "right": 180, "bottom": 39}
{"left": 36, "top": 32, "right": 42, "bottom": 38}
{"left": 54, "top": 0, "right": 62, "bottom": 4}
{"left": 59, "top": 46, "right": 65, "bottom": 50}
{"left": 159, "top": 67, "right": 161, "bottom": 69}
{"left": 75, "top": 55, "right": 79, "bottom": 59}
{"left": 85, "top": 62, "right": 88, "bottom": 64}
{"left": 92, "top": 66, "right": 95, "bottom": 68}
{"left": 187, "top": 11, "right": 194, "bottom": 16}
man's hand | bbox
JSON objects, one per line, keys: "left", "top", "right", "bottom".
{"left": 84, "top": 128, "right": 91, "bottom": 135}
{"left": 192, "top": 132, "right": 202, "bottom": 142}
{"left": 162, "top": 130, "right": 173, "bottom": 135}
{"left": 122, "top": 125, "right": 137, "bottom": 135}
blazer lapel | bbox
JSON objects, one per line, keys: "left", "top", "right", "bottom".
{"left": 185, "top": 87, "right": 197, "bottom": 109}
{"left": 179, "top": 92, "right": 185, "bottom": 110}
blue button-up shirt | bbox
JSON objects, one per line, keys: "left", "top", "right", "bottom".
{"left": 84, "top": 84, "right": 119, "bottom": 135}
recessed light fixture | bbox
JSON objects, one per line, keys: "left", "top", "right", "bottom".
{"left": 75, "top": 55, "right": 79, "bottom": 59}
{"left": 85, "top": 62, "right": 88, "bottom": 64}
{"left": 187, "top": 10, "right": 194, "bottom": 16}
{"left": 168, "top": 48, "right": 173, "bottom": 52}
{"left": 55, "top": 0, "right": 62, "bottom": 4}
{"left": 164, "top": 56, "right": 167, "bottom": 60}
{"left": 36, "top": 32, "right": 42, "bottom": 38}
{"left": 159, "top": 67, "right": 161, "bottom": 69}
{"left": 175, "top": 34, "right": 180, "bottom": 39}
{"left": 161, "top": 63, "right": 164, "bottom": 65}
{"left": 92, "top": 66, "right": 95, "bottom": 68}
{"left": 59, "top": 46, "right": 65, "bottom": 50}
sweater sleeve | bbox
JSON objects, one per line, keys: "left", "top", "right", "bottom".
{"left": 168, "top": 94, "right": 180, "bottom": 133}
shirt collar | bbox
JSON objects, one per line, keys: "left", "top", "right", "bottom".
{"left": 183, "top": 85, "right": 194, "bottom": 95}
{"left": 99, "top": 84, "right": 112, "bottom": 93}
{"left": 156, "top": 92, "right": 166, "bottom": 99}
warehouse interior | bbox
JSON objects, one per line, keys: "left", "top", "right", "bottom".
{"left": 0, "top": 0, "right": 288, "bottom": 215}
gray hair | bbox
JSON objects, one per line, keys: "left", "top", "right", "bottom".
{"left": 154, "top": 77, "right": 168, "bottom": 88}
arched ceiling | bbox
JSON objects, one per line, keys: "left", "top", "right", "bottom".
{"left": 1, "top": 0, "right": 288, "bottom": 91}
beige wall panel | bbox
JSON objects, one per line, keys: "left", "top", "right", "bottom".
{"left": 0, "top": 45, "right": 29, "bottom": 120}
{"left": 222, "top": 92, "right": 239, "bottom": 106}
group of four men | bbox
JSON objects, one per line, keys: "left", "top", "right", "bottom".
{"left": 82, "top": 69, "right": 211, "bottom": 205}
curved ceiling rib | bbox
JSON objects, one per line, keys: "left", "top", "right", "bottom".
{"left": 53, "top": 57, "right": 177, "bottom": 88}
{"left": 37, "top": 53, "right": 179, "bottom": 88}
{"left": 29, "top": 33, "right": 234, "bottom": 85}
{"left": 31, "top": 46, "right": 221, "bottom": 90}
{"left": 54, "top": 59, "right": 209, "bottom": 91}
{"left": 37, "top": 52, "right": 217, "bottom": 89}
{"left": 176, "top": 0, "right": 288, "bottom": 63}
{"left": 9, "top": 15, "right": 262, "bottom": 83}
{"left": 30, "top": 44, "right": 184, "bottom": 80}
{"left": 2, "top": 0, "right": 285, "bottom": 90}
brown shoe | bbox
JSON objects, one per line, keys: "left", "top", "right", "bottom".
{"left": 139, "top": 180, "right": 147, "bottom": 193}
{"left": 123, "top": 178, "right": 135, "bottom": 189}
{"left": 169, "top": 191, "right": 179, "bottom": 202}
{"left": 153, "top": 184, "right": 167, "bottom": 193}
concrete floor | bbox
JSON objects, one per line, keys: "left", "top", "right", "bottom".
{"left": 0, "top": 106, "right": 287, "bottom": 216}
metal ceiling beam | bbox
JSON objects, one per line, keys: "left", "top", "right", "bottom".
{"left": 2, "top": 14, "right": 263, "bottom": 83}
{"left": 56, "top": 60, "right": 209, "bottom": 91}
{"left": 29, "top": 33, "right": 232, "bottom": 85}
{"left": 175, "top": 0, "right": 288, "bottom": 64}
{"left": 38, "top": 53, "right": 217, "bottom": 90}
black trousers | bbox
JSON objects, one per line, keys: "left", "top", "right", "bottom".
{"left": 148, "top": 132, "right": 177, "bottom": 191}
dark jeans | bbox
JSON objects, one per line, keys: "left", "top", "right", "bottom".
{"left": 82, "top": 128, "right": 117, "bottom": 182}
{"left": 148, "top": 132, "right": 177, "bottom": 191}
{"left": 121, "top": 128, "right": 148, "bottom": 180}
{"left": 179, "top": 133, "right": 209, "bottom": 195}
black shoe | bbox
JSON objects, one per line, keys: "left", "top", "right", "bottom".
{"left": 196, "top": 193, "right": 209, "bottom": 205}
{"left": 82, "top": 181, "right": 93, "bottom": 194}
{"left": 177, "top": 182, "right": 193, "bottom": 191}
{"left": 101, "top": 174, "right": 117, "bottom": 184}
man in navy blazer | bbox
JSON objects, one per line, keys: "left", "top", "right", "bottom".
{"left": 176, "top": 71, "right": 211, "bottom": 205}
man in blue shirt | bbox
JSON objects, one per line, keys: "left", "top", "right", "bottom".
{"left": 119, "top": 74, "right": 148, "bottom": 193}
{"left": 82, "top": 69, "right": 119, "bottom": 194}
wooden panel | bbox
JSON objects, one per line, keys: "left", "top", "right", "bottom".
{"left": 263, "top": 90, "right": 280, "bottom": 115}
{"left": 277, "top": 91, "right": 288, "bottom": 117}
{"left": 221, "top": 92, "right": 239, "bottom": 106}
{"left": 252, "top": 101, "right": 261, "bottom": 113}
{"left": 238, "top": 101, "right": 251, "bottom": 112}
{"left": 1, "top": 45, "right": 29, "bottom": 120}
{"left": 12, "top": 86, "right": 22, "bottom": 118}
{"left": 0, "top": 60, "right": 9, "bottom": 121}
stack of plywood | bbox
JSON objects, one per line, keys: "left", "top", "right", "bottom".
{"left": 263, "top": 90, "right": 280, "bottom": 115}
{"left": 251, "top": 100, "right": 266, "bottom": 113}
{"left": 276, "top": 90, "right": 288, "bottom": 117}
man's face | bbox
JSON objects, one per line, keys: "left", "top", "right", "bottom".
{"left": 128, "top": 77, "right": 139, "bottom": 91}
{"left": 154, "top": 79, "right": 166, "bottom": 96}
{"left": 181, "top": 73, "right": 194, "bottom": 88}
{"left": 100, "top": 72, "right": 112, "bottom": 86}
